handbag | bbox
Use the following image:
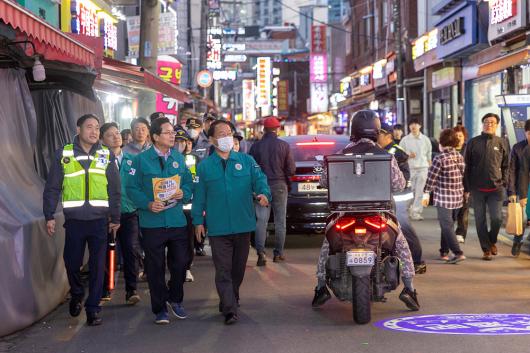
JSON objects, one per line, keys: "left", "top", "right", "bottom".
{"left": 506, "top": 200, "right": 524, "bottom": 236}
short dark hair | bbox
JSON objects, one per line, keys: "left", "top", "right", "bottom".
{"left": 100, "top": 122, "right": 119, "bottom": 137}
{"left": 77, "top": 114, "right": 100, "bottom": 127}
{"left": 208, "top": 119, "right": 235, "bottom": 138}
{"left": 525, "top": 120, "right": 530, "bottom": 132}
{"left": 150, "top": 117, "right": 171, "bottom": 138}
{"left": 453, "top": 125, "right": 468, "bottom": 140}
{"left": 481, "top": 113, "right": 500, "bottom": 124}
{"left": 393, "top": 124, "right": 403, "bottom": 131}
{"left": 130, "top": 117, "right": 150, "bottom": 130}
{"left": 439, "top": 128, "right": 459, "bottom": 148}
{"left": 408, "top": 118, "right": 421, "bottom": 127}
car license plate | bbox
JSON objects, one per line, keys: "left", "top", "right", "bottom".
{"left": 346, "top": 251, "right": 375, "bottom": 266}
{"left": 297, "top": 182, "right": 320, "bottom": 192}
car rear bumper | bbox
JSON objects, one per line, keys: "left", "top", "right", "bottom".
{"left": 286, "top": 195, "right": 329, "bottom": 233}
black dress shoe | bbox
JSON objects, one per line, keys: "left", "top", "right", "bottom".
{"left": 512, "top": 242, "right": 523, "bottom": 257}
{"left": 69, "top": 298, "right": 82, "bottom": 317}
{"left": 311, "top": 285, "right": 331, "bottom": 308}
{"left": 195, "top": 248, "right": 206, "bottom": 256}
{"left": 224, "top": 313, "right": 238, "bottom": 325}
{"left": 86, "top": 312, "right": 102, "bottom": 326}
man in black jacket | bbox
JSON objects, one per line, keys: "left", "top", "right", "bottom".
{"left": 507, "top": 119, "right": 530, "bottom": 257}
{"left": 43, "top": 114, "right": 121, "bottom": 326}
{"left": 464, "top": 113, "right": 510, "bottom": 261}
{"left": 249, "top": 117, "right": 296, "bottom": 265}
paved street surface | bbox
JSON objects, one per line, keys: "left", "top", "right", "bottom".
{"left": 3, "top": 207, "right": 530, "bottom": 353}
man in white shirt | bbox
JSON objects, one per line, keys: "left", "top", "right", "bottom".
{"left": 399, "top": 119, "right": 432, "bottom": 220}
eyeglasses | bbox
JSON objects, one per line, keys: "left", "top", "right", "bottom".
{"left": 160, "top": 131, "right": 176, "bottom": 136}
{"left": 483, "top": 121, "right": 498, "bottom": 126}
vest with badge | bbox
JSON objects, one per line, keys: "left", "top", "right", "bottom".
{"left": 61, "top": 144, "right": 110, "bottom": 208}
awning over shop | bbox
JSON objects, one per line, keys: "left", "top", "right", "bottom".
{"left": 100, "top": 58, "right": 191, "bottom": 103}
{"left": 0, "top": 0, "right": 95, "bottom": 67}
{"left": 478, "top": 46, "right": 530, "bottom": 78}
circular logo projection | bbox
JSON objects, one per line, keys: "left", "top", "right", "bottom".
{"left": 375, "top": 314, "right": 530, "bottom": 335}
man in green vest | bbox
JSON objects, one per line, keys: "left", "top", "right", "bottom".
{"left": 100, "top": 122, "right": 141, "bottom": 305}
{"left": 126, "top": 117, "right": 194, "bottom": 325}
{"left": 192, "top": 120, "right": 271, "bottom": 325}
{"left": 43, "top": 114, "right": 121, "bottom": 326}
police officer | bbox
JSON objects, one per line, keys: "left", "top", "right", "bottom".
{"left": 100, "top": 122, "right": 141, "bottom": 305}
{"left": 185, "top": 117, "right": 206, "bottom": 160}
{"left": 192, "top": 119, "right": 271, "bottom": 325}
{"left": 378, "top": 124, "right": 426, "bottom": 274}
{"left": 311, "top": 111, "right": 420, "bottom": 311}
{"left": 126, "top": 117, "right": 194, "bottom": 325}
{"left": 174, "top": 126, "right": 202, "bottom": 282}
{"left": 43, "top": 114, "right": 121, "bottom": 326}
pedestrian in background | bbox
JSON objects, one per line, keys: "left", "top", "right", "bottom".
{"left": 392, "top": 124, "right": 404, "bottom": 144}
{"left": 233, "top": 132, "right": 243, "bottom": 153}
{"left": 423, "top": 128, "right": 466, "bottom": 264}
{"left": 400, "top": 119, "right": 432, "bottom": 220}
{"left": 192, "top": 120, "right": 271, "bottom": 325}
{"left": 464, "top": 113, "right": 509, "bottom": 261}
{"left": 123, "top": 117, "right": 151, "bottom": 156}
{"left": 121, "top": 129, "right": 133, "bottom": 146}
{"left": 43, "top": 114, "right": 121, "bottom": 326}
{"left": 187, "top": 116, "right": 210, "bottom": 161}
{"left": 507, "top": 119, "right": 530, "bottom": 257}
{"left": 100, "top": 122, "right": 141, "bottom": 305}
{"left": 378, "top": 124, "right": 426, "bottom": 274}
{"left": 127, "top": 117, "right": 194, "bottom": 324}
{"left": 454, "top": 125, "right": 469, "bottom": 244}
{"left": 249, "top": 117, "right": 296, "bottom": 266}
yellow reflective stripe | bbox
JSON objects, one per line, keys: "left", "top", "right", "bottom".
{"left": 88, "top": 169, "right": 106, "bottom": 175}
{"left": 62, "top": 200, "right": 85, "bottom": 208}
{"left": 64, "top": 170, "right": 86, "bottom": 178}
{"left": 89, "top": 200, "right": 109, "bottom": 207}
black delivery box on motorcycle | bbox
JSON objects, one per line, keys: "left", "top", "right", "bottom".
{"left": 325, "top": 153, "right": 392, "bottom": 209}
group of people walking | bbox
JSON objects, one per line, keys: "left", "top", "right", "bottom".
{"left": 43, "top": 111, "right": 295, "bottom": 327}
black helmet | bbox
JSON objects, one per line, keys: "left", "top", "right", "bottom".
{"left": 349, "top": 110, "right": 380, "bottom": 142}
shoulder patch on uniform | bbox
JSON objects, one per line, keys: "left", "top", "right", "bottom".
{"left": 127, "top": 160, "right": 132, "bottom": 166}
{"left": 129, "top": 168, "right": 136, "bottom": 176}
{"left": 235, "top": 163, "right": 242, "bottom": 170}
{"left": 173, "top": 161, "right": 179, "bottom": 169}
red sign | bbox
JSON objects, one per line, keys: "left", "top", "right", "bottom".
{"left": 156, "top": 58, "right": 183, "bottom": 119}
{"left": 277, "top": 80, "right": 289, "bottom": 114}
{"left": 311, "top": 25, "right": 327, "bottom": 54}
{"left": 78, "top": 3, "right": 98, "bottom": 37}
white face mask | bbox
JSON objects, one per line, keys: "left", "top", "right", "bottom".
{"left": 177, "top": 143, "right": 186, "bottom": 153}
{"left": 188, "top": 129, "right": 199, "bottom": 139}
{"left": 216, "top": 136, "right": 234, "bottom": 152}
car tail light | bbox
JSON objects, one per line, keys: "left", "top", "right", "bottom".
{"left": 335, "top": 217, "right": 356, "bottom": 231}
{"left": 364, "top": 215, "right": 387, "bottom": 231}
{"left": 290, "top": 175, "right": 320, "bottom": 182}
{"left": 295, "top": 141, "right": 336, "bottom": 147}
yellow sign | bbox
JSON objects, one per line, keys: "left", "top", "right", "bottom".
{"left": 152, "top": 175, "right": 181, "bottom": 210}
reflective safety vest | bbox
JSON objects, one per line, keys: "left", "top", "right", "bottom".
{"left": 185, "top": 153, "right": 198, "bottom": 178}
{"left": 61, "top": 144, "right": 110, "bottom": 208}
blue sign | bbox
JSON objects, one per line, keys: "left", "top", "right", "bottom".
{"left": 375, "top": 314, "right": 530, "bottom": 335}
{"left": 436, "top": 4, "right": 476, "bottom": 59}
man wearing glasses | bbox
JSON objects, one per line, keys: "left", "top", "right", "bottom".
{"left": 464, "top": 113, "right": 509, "bottom": 261}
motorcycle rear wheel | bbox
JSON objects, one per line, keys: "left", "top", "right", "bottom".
{"left": 352, "top": 275, "right": 371, "bottom": 324}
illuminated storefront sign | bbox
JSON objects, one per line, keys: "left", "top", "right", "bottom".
{"left": 490, "top": 0, "right": 517, "bottom": 24}
{"left": 242, "top": 79, "right": 256, "bottom": 121}
{"left": 156, "top": 57, "right": 182, "bottom": 120}
{"left": 310, "top": 25, "right": 328, "bottom": 112}
{"left": 489, "top": 0, "right": 526, "bottom": 42}
{"left": 277, "top": 80, "right": 289, "bottom": 115}
{"left": 310, "top": 54, "right": 328, "bottom": 83}
{"left": 256, "top": 57, "right": 271, "bottom": 109}
{"left": 310, "top": 83, "right": 328, "bottom": 113}
{"left": 412, "top": 28, "right": 438, "bottom": 60}
{"left": 213, "top": 70, "right": 237, "bottom": 81}
{"left": 207, "top": 27, "right": 223, "bottom": 70}
{"left": 126, "top": 12, "right": 177, "bottom": 57}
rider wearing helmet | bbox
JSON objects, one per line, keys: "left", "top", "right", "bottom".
{"left": 312, "top": 110, "right": 420, "bottom": 311}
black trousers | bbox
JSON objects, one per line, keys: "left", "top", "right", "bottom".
{"left": 63, "top": 218, "right": 107, "bottom": 314}
{"left": 471, "top": 189, "right": 504, "bottom": 252}
{"left": 209, "top": 233, "right": 250, "bottom": 316}
{"left": 141, "top": 227, "right": 189, "bottom": 314}
{"left": 455, "top": 199, "right": 470, "bottom": 239}
{"left": 105, "top": 212, "right": 140, "bottom": 292}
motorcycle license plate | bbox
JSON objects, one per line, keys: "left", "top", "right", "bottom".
{"left": 346, "top": 251, "right": 375, "bottom": 266}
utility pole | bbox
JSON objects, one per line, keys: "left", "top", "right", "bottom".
{"left": 138, "top": 0, "right": 160, "bottom": 117}
{"left": 187, "top": 0, "right": 192, "bottom": 89}
{"left": 199, "top": 0, "right": 209, "bottom": 96}
{"left": 139, "top": 0, "right": 160, "bottom": 72}
{"left": 393, "top": 0, "right": 405, "bottom": 124}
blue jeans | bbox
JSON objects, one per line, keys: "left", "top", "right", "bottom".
{"left": 255, "top": 183, "right": 288, "bottom": 256}
{"left": 436, "top": 207, "right": 463, "bottom": 256}
{"left": 471, "top": 189, "right": 504, "bottom": 252}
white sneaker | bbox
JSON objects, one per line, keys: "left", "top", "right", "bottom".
{"left": 410, "top": 213, "right": 424, "bottom": 221}
{"left": 185, "top": 270, "right": 194, "bottom": 282}
{"left": 456, "top": 235, "right": 465, "bottom": 244}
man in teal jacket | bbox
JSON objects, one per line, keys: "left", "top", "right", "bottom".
{"left": 127, "top": 117, "right": 194, "bottom": 325}
{"left": 100, "top": 122, "right": 141, "bottom": 305}
{"left": 192, "top": 120, "right": 271, "bottom": 325}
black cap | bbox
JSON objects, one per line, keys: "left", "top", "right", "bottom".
{"left": 186, "top": 117, "right": 203, "bottom": 129}
{"left": 234, "top": 132, "right": 243, "bottom": 141}
{"left": 175, "top": 126, "right": 192, "bottom": 141}
{"left": 204, "top": 112, "right": 217, "bottom": 122}
{"left": 149, "top": 112, "right": 166, "bottom": 123}
{"left": 379, "top": 123, "right": 393, "bottom": 135}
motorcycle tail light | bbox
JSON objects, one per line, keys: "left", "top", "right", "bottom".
{"left": 364, "top": 215, "right": 387, "bottom": 232}
{"left": 335, "top": 217, "right": 356, "bottom": 231}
